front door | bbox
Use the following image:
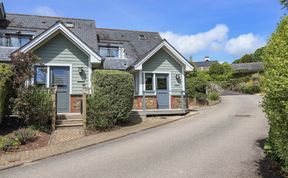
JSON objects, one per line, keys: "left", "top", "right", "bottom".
{"left": 50, "top": 66, "right": 70, "bottom": 113}
{"left": 156, "top": 74, "right": 169, "bottom": 109}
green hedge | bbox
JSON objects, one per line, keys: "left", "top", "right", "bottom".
{"left": 87, "top": 70, "right": 134, "bottom": 130}
{"left": 0, "top": 64, "right": 12, "bottom": 124}
{"left": 263, "top": 16, "right": 288, "bottom": 173}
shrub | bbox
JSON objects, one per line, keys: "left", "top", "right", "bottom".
{"left": 209, "top": 62, "right": 233, "bottom": 81}
{"left": 87, "top": 70, "right": 134, "bottom": 130}
{"left": 15, "top": 128, "right": 36, "bottom": 144}
{"left": 13, "top": 86, "right": 53, "bottom": 126}
{"left": 207, "top": 91, "right": 220, "bottom": 101}
{"left": 186, "top": 71, "right": 208, "bottom": 99}
{"left": 195, "top": 93, "right": 208, "bottom": 105}
{"left": 262, "top": 16, "right": 288, "bottom": 173}
{"left": 240, "top": 83, "right": 261, "bottom": 94}
{"left": 87, "top": 94, "right": 116, "bottom": 130}
{"left": 0, "top": 64, "right": 13, "bottom": 123}
{"left": 0, "top": 136, "right": 20, "bottom": 151}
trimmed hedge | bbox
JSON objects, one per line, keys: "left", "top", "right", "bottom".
{"left": 87, "top": 70, "right": 134, "bottom": 130}
{"left": 262, "top": 16, "right": 288, "bottom": 173}
{"left": 0, "top": 64, "right": 12, "bottom": 124}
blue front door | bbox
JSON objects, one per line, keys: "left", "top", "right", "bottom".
{"left": 50, "top": 66, "right": 70, "bottom": 113}
{"left": 156, "top": 74, "right": 169, "bottom": 109}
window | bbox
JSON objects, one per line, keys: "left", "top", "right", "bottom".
{"left": 34, "top": 66, "right": 47, "bottom": 86}
{"left": 64, "top": 22, "right": 75, "bottom": 28}
{"left": 156, "top": 74, "right": 168, "bottom": 90}
{"left": 145, "top": 73, "right": 153, "bottom": 91}
{"left": 99, "top": 46, "right": 120, "bottom": 58}
{"left": 139, "top": 34, "right": 147, "bottom": 40}
{"left": 0, "top": 34, "right": 32, "bottom": 47}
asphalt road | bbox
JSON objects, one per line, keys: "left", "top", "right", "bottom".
{"left": 0, "top": 95, "right": 268, "bottom": 178}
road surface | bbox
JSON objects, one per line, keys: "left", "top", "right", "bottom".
{"left": 0, "top": 95, "right": 268, "bottom": 178}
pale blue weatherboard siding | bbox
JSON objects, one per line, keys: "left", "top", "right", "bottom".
{"left": 142, "top": 48, "right": 182, "bottom": 93}
{"left": 34, "top": 33, "right": 89, "bottom": 94}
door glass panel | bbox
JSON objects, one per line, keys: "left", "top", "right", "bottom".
{"left": 145, "top": 73, "right": 153, "bottom": 91}
{"left": 51, "top": 68, "right": 69, "bottom": 88}
{"left": 157, "top": 74, "right": 168, "bottom": 90}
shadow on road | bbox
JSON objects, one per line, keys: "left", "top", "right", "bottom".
{"left": 255, "top": 139, "right": 284, "bottom": 178}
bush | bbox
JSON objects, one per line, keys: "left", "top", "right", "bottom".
{"left": 240, "top": 83, "right": 261, "bottom": 94}
{"left": 13, "top": 86, "right": 53, "bottom": 126}
{"left": 186, "top": 71, "right": 208, "bottom": 99}
{"left": 209, "top": 62, "right": 232, "bottom": 81}
{"left": 262, "top": 16, "right": 288, "bottom": 173}
{"left": 0, "top": 136, "right": 20, "bottom": 151}
{"left": 87, "top": 70, "right": 134, "bottom": 130}
{"left": 0, "top": 64, "right": 13, "bottom": 123}
{"left": 207, "top": 91, "right": 220, "bottom": 101}
{"left": 195, "top": 93, "right": 208, "bottom": 105}
{"left": 15, "top": 128, "right": 36, "bottom": 144}
{"left": 87, "top": 94, "right": 116, "bottom": 130}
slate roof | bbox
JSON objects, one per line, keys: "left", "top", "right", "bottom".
{"left": 0, "top": 13, "right": 164, "bottom": 70}
{"left": 96, "top": 28, "right": 162, "bottom": 70}
{"left": 194, "top": 60, "right": 218, "bottom": 68}
{"left": 0, "top": 13, "right": 98, "bottom": 60}
{"left": 231, "top": 62, "right": 263, "bottom": 72}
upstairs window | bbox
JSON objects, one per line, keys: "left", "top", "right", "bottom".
{"left": 139, "top": 34, "right": 147, "bottom": 40}
{"left": 0, "top": 34, "right": 32, "bottom": 47}
{"left": 99, "top": 46, "right": 120, "bottom": 58}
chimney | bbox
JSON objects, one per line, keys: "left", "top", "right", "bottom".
{"left": 0, "top": 2, "right": 6, "bottom": 20}
{"left": 204, "top": 56, "right": 210, "bottom": 61}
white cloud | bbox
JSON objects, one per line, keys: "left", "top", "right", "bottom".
{"left": 33, "top": 6, "right": 59, "bottom": 16}
{"left": 225, "top": 33, "right": 265, "bottom": 55}
{"left": 160, "top": 24, "right": 229, "bottom": 56}
{"left": 160, "top": 25, "right": 266, "bottom": 59}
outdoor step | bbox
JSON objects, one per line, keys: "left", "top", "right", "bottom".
{"left": 56, "top": 119, "right": 83, "bottom": 126}
{"left": 55, "top": 123, "right": 84, "bottom": 129}
{"left": 57, "top": 113, "right": 82, "bottom": 120}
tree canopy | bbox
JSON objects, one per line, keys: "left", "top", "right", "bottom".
{"left": 280, "top": 0, "right": 288, "bottom": 9}
{"left": 232, "top": 47, "right": 265, "bottom": 64}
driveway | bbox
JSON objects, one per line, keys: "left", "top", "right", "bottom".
{"left": 0, "top": 95, "right": 268, "bottom": 178}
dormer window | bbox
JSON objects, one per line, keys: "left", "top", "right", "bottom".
{"left": 99, "top": 46, "right": 121, "bottom": 58}
{"left": 0, "top": 34, "right": 32, "bottom": 47}
{"left": 64, "top": 22, "right": 75, "bottom": 28}
{"left": 139, "top": 34, "right": 147, "bottom": 40}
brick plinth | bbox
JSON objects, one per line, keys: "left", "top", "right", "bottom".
{"left": 133, "top": 96, "right": 157, "bottom": 110}
{"left": 70, "top": 95, "right": 82, "bottom": 113}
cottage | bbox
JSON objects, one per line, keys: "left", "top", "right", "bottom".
{"left": 0, "top": 3, "right": 193, "bottom": 118}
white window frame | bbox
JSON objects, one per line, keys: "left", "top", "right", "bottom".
{"left": 142, "top": 71, "right": 172, "bottom": 109}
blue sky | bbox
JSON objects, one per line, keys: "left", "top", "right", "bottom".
{"left": 2, "top": 0, "right": 286, "bottom": 62}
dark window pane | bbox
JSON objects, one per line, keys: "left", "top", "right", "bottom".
{"left": 157, "top": 75, "right": 167, "bottom": 90}
{"left": 145, "top": 74, "right": 153, "bottom": 91}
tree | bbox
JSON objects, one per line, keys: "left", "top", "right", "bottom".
{"left": 280, "top": 0, "right": 288, "bottom": 9}
{"left": 252, "top": 47, "right": 265, "bottom": 62}
{"left": 232, "top": 47, "right": 266, "bottom": 64}
{"left": 209, "top": 63, "right": 225, "bottom": 76}
{"left": 232, "top": 54, "right": 253, "bottom": 64}
{"left": 10, "top": 52, "right": 40, "bottom": 89}
{"left": 262, "top": 15, "right": 288, "bottom": 173}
